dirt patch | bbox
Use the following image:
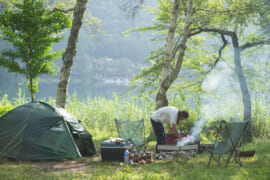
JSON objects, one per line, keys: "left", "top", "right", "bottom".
{"left": 52, "top": 160, "right": 89, "bottom": 173}
{"left": 2, "top": 155, "right": 102, "bottom": 174}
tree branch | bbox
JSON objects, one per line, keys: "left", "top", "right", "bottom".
{"left": 240, "top": 39, "right": 270, "bottom": 51}
{"left": 46, "top": 8, "right": 74, "bottom": 15}
{"left": 203, "top": 34, "right": 228, "bottom": 77}
{"left": 189, "top": 28, "right": 239, "bottom": 47}
{"left": 214, "top": 34, "right": 228, "bottom": 66}
{"left": 172, "top": 0, "right": 193, "bottom": 76}
{"left": 119, "top": 0, "right": 145, "bottom": 18}
{"left": 189, "top": 28, "right": 235, "bottom": 37}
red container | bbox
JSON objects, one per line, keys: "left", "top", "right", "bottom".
{"left": 165, "top": 133, "right": 200, "bottom": 146}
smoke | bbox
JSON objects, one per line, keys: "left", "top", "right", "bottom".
{"left": 176, "top": 62, "right": 240, "bottom": 146}
{"left": 176, "top": 118, "right": 206, "bottom": 146}
{"left": 176, "top": 44, "right": 270, "bottom": 147}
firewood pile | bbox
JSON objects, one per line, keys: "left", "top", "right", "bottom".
{"left": 128, "top": 151, "right": 154, "bottom": 164}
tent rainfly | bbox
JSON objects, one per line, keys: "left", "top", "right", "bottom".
{"left": 0, "top": 101, "right": 96, "bottom": 160}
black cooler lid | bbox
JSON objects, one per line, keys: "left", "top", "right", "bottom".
{"left": 100, "top": 141, "right": 132, "bottom": 148}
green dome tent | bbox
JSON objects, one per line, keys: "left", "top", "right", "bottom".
{"left": 0, "top": 101, "right": 96, "bottom": 160}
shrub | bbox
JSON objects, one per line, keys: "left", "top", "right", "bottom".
{"left": 0, "top": 104, "right": 13, "bottom": 117}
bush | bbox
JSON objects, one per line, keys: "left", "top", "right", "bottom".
{"left": 0, "top": 104, "right": 13, "bottom": 117}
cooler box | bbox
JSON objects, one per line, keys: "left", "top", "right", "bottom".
{"left": 100, "top": 141, "right": 132, "bottom": 162}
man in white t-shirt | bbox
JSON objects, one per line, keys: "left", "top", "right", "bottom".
{"left": 150, "top": 106, "right": 189, "bottom": 152}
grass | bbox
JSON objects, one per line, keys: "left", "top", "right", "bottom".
{"left": 0, "top": 139, "right": 269, "bottom": 180}
{"left": 0, "top": 93, "right": 270, "bottom": 179}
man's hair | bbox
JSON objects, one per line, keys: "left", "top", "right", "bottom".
{"left": 178, "top": 110, "right": 189, "bottom": 119}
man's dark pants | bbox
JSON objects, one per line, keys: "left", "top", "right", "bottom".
{"left": 151, "top": 118, "right": 166, "bottom": 153}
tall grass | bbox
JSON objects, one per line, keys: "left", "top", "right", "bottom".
{"left": 0, "top": 90, "right": 269, "bottom": 143}
{"left": 64, "top": 93, "right": 156, "bottom": 141}
{"left": 252, "top": 100, "right": 270, "bottom": 138}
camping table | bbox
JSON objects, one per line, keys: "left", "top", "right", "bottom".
{"left": 157, "top": 144, "right": 198, "bottom": 160}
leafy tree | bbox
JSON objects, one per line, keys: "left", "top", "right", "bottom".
{"left": 188, "top": 0, "right": 270, "bottom": 135}
{"left": 0, "top": 0, "right": 70, "bottom": 102}
{"left": 128, "top": 0, "right": 194, "bottom": 109}
{"left": 258, "top": 0, "right": 270, "bottom": 35}
{"left": 128, "top": 0, "right": 270, "bottom": 136}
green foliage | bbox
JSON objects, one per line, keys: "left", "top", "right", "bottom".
{"left": 258, "top": 0, "right": 270, "bottom": 35}
{"left": 128, "top": 47, "right": 163, "bottom": 95}
{"left": 126, "top": 0, "right": 217, "bottom": 96}
{"left": 127, "top": 0, "right": 270, "bottom": 100}
{"left": 26, "top": 78, "right": 39, "bottom": 94}
{"left": 251, "top": 101, "right": 269, "bottom": 138}
{"left": 0, "top": 104, "right": 13, "bottom": 117}
{"left": 63, "top": 93, "right": 156, "bottom": 142}
{"left": 0, "top": 95, "right": 13, "bottom": 117}
{"left": 0, "top": 0, "right": 71, "bottom": 100}
{"left": 241, "top": 47, "right": 270, "bottom": 137}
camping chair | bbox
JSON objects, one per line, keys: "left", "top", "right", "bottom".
{"left": 114, "top": 118, "right": 146, "bottom": 151}
{"left": 207, "top": 120, "right": 250, "bottom": 167}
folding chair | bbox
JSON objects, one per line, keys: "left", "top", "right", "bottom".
{"left": 114, "top": 118, "right": 146, "bottom": 151}
{"left": 207, "top": 120, "right": 249, "bottom": 167}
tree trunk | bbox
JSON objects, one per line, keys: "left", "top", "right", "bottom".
{"left": 56, "top": 0, "right": 88, "bottom": 108}
{"left": 161, "top": 0, "right": 180, "bottom": 82}
{"left": 28, "top": 43, "right": 34, "bottom": 102}
{"left": 233, "top": 47, "right": 251, "bottom": 122}
{"left": 29, "top": 77, "right": 34, "bottom": 102}
{"left": 156, "top": 0, "right": 180, "bottom": 109}
{"left": 156, "top": 0, "right": 193, "bottom": 109}
{"left": 231, "top": 34, "right": 252, "bottom": 137}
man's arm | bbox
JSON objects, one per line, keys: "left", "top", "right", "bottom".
{"left": 171, "top": 124, "right": 181, "bottom": 140}
{"left": 167, "top": 123, "right": 172, "bottom": 130}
